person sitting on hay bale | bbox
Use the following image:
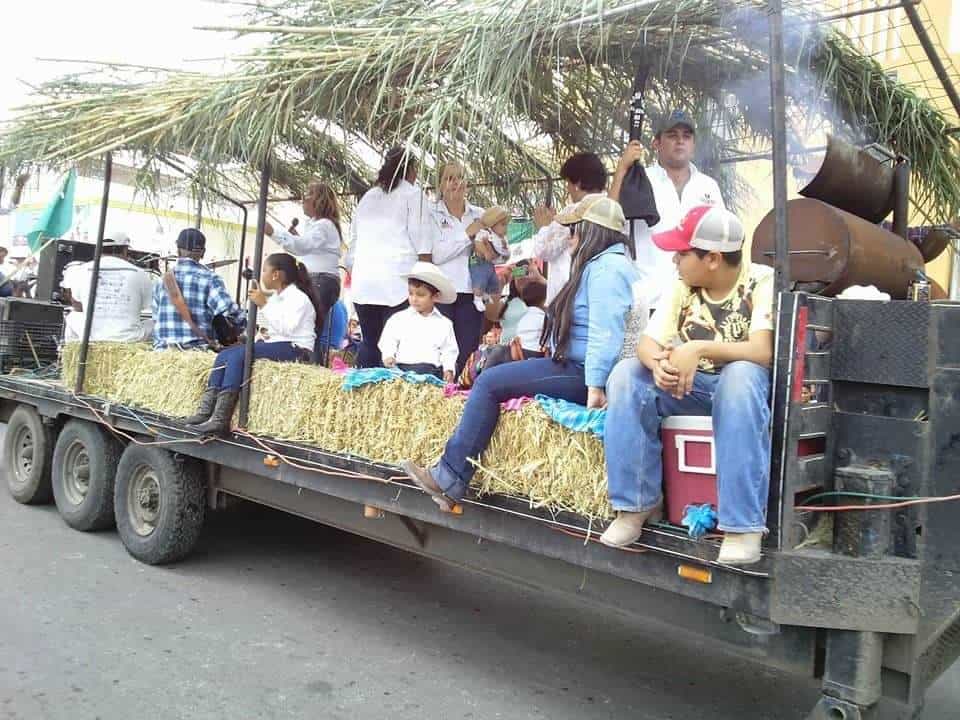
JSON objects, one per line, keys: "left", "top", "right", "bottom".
{"left": 400, "top": 195, "right": 638, "bottom": 512}
{"left": 600, "top": 206, "right": 774, "bottom": 566}
{"left": 153, "top": 229, "right": 245, "bottom": 351}
{"left": 183, "top": 253, "right": 319, "bottom": 434}
{"left": 378, "top": 262, "right": 459, "bottom": 383}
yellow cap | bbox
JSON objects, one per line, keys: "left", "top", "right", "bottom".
{"left": 481, "top": 206, "right": 510, "bottom": 228}
{"left": 555, "top": 194, "right": 626, "bottom": 234}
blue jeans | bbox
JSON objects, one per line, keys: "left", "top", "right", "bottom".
{"left": 603, "top": 358, "right": 772, "bottom": 533}
{"left": 469, "top": 257, "right": 500, "bottom": 296}
{"left": 431, "top": 357, "right": 588, "bottom": 500}
{"left": 437, "top": 292, "right": 484, "bottom": 377}
{"left": 207, "top": 341, "right": 305, "bottom": 392}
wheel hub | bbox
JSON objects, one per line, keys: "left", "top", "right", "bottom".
{"left": 11, "top": 425, "right": 34, "bottom": 487}
{"left": 62, "top": 439, "right": 91, "bottom": 506}
{"left": 128, "top": 466, "right": 161, "bottom": 537}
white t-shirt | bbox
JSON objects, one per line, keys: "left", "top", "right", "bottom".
{"left": 62, "top": 256, "right": 154, "bottom": 342}
{"left": 631, "top": 163, "right": 724, "bottom": 308}
{"left": 430, "top": 200, "right": 482, "bottom": 295}
{"left": 378, "top": 306, "right": 459, "bottom": 372}
{"left": 514, "top": 306, "right": 546, "bottom": 352}
{"left": 345, "top": 180, "right": 433, "bottom": 307}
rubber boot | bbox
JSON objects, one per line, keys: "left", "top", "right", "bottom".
{"left": 181, "top": 387, "right": 219, "bottom": 426}
{"left": 188, "top": 390, "right": 239, "bottom": 436}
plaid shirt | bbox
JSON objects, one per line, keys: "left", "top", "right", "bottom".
{"left": 152, "top": 259, "right": 245, "bottom": 349}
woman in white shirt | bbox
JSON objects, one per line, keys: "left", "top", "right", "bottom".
{"left": 184, "top": 253, "right": 318, "bottom": 435}
{"left": 344, "top": 147, "right": 433, "bottom": 367}
{"left": 264, "top": 181, "right": 343, "bottom": 362}
{"left": 429, "top": 161, "right": 486, "bottom": 375}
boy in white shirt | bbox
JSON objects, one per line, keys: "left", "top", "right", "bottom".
{"left": 470, "top": 206, "right": 511, "bottom": 311}
{"left": 379, "top": 262, "right": 459, "bottom": 382}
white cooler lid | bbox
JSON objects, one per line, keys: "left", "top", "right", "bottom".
{"left": 661, "top": 415, "right": 713, "bottom": 431}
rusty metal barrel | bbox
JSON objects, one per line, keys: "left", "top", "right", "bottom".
{"left": 752, "top": 198, "right": 925, "bottom": 298}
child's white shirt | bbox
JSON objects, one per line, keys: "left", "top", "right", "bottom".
{"left": 475, "top": 228, "right": 510, "bottom": 262}
{"left": 378, "top": 306, "right": 459, "bottom": 372}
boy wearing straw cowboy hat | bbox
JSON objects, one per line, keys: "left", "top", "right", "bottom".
{"left": 378, "top": 262, "right": 459, "bottom": 382}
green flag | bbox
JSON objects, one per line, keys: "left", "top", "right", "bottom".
{"left": 26, "top": 169, "right": 76, "bottom": 252}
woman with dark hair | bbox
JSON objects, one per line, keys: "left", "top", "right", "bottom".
{"left": 400, "top": 196, "right": 639, "bottom": 511}
{"left": 184, "top": 253, "right": 318, "bottom": 435}
{"left": 344, "top": 146, "right": 433, "bottom": 367}
{"left": 264, "top": 180, "right": 343, "bottom": 362}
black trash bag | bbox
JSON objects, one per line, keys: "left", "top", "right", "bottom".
{"left": 620, "top": 60, "right": 660, "bottom": 226}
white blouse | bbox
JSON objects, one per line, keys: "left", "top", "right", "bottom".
{"left": 345, "top": 180, "right": 433, "bottom": 306}
{"left": 257, "top": 284, "right": 316, "bottom": 350}
{"left": 429, "top": 199, "right": 482, "bottom": 295}
{"left": 271, "top": 217, "right": 341, "bottom": 277}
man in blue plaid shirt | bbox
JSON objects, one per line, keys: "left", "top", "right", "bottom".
{"left": 152, "top": 228, "right": 245, "bottom": 349}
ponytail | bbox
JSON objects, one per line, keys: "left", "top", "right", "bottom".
{"left": 265, "top": 253, "right": 324, "bottom": 328}
{"left": 376, "top": 146, "right": 417, "bottom": 192}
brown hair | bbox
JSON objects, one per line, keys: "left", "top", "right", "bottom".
{"left": 307, "top": 180, "right": 343, "bottom": 242}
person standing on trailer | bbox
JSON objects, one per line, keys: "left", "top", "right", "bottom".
{"left": 527, "top": 153, "right": 608, "bottom": 303}
{"left": 183, "top": 253, "right": 319, "bottom": 435}
{"left": 264, "top": 180, "right": 343, "bottom": 363}
{"left": 601, "top": 206, "right": 774, "bottom": 566}
{"left": 152, "top": 228, "right": 245, "bottom": 350}
{"left": 344, "top": 147, "right": 433, "bottom": 368}
{"left": 61, "top": 231, "right": 154, "bottom": 342}
{"left": 429, "top": 161, "right": 486, "bottom": 376}
{"left": 610, "top": 110, "right": 724, "bottom": 310}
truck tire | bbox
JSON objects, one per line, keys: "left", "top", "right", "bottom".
{"left": 4, "top": 405, "right": 54, "bottom": 504}
{"left": 51, "top": 420, "right": 122, "bottom": 531}
{"left": 114, "top": 444, "right": 205, "bottom": 565}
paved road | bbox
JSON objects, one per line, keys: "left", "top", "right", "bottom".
{"left": 0, "top": 470, "right": 957, "bottom": 719}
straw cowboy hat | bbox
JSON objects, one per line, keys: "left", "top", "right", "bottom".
{"left": 401, "top": 261, "right": 457, "bottom": 304}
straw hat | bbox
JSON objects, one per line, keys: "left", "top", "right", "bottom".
{"left": 481, "top": 206, "right": 510, "bottom": 228}
{"left": 554, "top": 194, "right": 626, "bottom": 234}
{"left": 401, "top": 261, "right": 457, "bottom": 304}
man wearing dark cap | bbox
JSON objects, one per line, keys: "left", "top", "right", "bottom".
{"left": 610, "top": 109, "right": 725, "bottom": 311}
{"left": 152, "top": 228, "right": 244, "bottom": 350}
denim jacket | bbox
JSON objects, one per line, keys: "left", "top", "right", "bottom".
{"left": 563, "top": 243, "right": 639, "bottom": 387}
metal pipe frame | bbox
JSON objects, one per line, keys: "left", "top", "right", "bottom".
{"left": 74, "top": 152, "right": 113, "bottom": 395}
{"left": 237, "top": 161, "right": 272, "bottom": 428}
{"left": 768, "top": 0, "right": 791, "bottom": 297}
{"left": 902, "top": 1, "right": 960, "bottom": 119}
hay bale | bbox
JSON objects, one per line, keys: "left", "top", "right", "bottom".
{"left": 59, "top": 343, "right": 612, "bottom": 520}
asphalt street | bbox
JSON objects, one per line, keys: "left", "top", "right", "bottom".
{"left": 0, "top": 451, "right": 957, "bottom": 719}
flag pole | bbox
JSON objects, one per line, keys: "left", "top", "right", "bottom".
{"left": 75, "top": 153, "right": 112, "bottom": 395}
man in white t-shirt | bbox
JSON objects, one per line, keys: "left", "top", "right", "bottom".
{"left": 62, "top": 231, "right": 154, "bottom": 342}
{"left": 610, "top": 110, "right": 725, "bottom": 309}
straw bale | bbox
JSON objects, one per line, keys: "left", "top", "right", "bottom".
{"left": 60, "top": 344, "right": 612, "bottom": 520}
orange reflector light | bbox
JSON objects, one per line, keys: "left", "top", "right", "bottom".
{"left": 263, "top": 455, "right": 281, "bottom": 468}
{"left": 678, "top": 564, "right": 713, "bottom": 584}
{"left": 451, "top": 503, "right": 464, "bottom": 515}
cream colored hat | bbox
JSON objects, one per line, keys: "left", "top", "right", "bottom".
{"left": 480, "top": 206, "right": 510, "bottom": 228}
{"left": 401, "top": 261, "right": 457, "bottom": 304}
{"left": 555, "top": 194, "right": 626, "bottom": 234}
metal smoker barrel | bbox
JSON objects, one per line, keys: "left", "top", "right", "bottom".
{"left": 752, "top": 198, "right": 925, "bottom": 298}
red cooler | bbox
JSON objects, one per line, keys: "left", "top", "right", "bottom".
{"left": 661, "top": 416, "right": 717, "bottom": 526}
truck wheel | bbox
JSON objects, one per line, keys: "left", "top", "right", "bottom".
{"left": 51, "top": 420, "right": 122, "bottom": 531}
{"left": 114, "top": 444, "right": 205, "bottom": 565}
{"left": 4, "top": 405, "right": 54, "bottom": 504}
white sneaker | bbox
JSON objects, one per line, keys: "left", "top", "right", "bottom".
{"left": 473, "top": 296, "right": 486, "bottom": 312}
{"left": 717, "top": 532, "right": 763, "bottom": 565}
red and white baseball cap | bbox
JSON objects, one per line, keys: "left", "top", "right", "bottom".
{"left": 652, "top": 205, "right": 744, "bottom": 253}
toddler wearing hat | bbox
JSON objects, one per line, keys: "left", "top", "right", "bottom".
{"left": 470, "top": 206, "right": 511, "bottom": 312}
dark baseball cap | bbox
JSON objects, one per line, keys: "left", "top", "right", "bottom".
{"left": 656, "top": 109, "right": 696, "bottom": 137}
{"left": 176, "top": 228, "right": 206, "bottom": 251}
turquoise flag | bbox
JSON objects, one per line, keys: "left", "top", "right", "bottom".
{"left": 26, "top": 169, "right": 76, "bottom": 252}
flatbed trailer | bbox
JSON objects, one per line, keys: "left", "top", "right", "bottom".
{"left": 3, "top": 291, "right": 959, "bottom": 719}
